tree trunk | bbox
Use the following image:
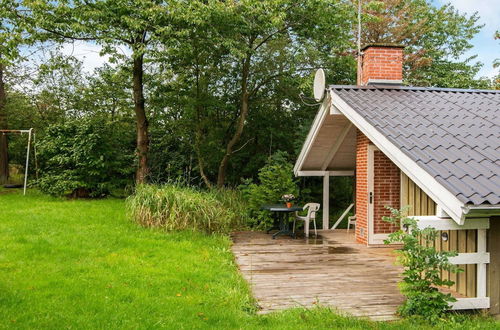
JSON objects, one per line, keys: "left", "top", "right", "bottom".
{"left": 132, "top": 54, "right": 149, "bottom": 184}
{"left": 0, "top": 62, "right": 8, "bottom": 184}
{"left": 195, "top": 131, "right": 212, "bottom": 189}
{"left": 216, "top": 57, "right": 251, "bottom": 188}
{"left": 194, "top": 61, "right": 212, "bottom": 189}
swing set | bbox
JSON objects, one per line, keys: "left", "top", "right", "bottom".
{"left": 0, "top": 128, "right": 36, "bottom": 195}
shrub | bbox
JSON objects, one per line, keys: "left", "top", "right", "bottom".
{"left": 127, "top": 184, "right": 248, "bottom": 234}
{"left": 239, "top": 151, "right": 299, "bottom": 228}
{"left": 383, "top": 207, "right": 461, "bottom": 321}
{"left": 36, "top": 118, "right": 134, "bottom": 197}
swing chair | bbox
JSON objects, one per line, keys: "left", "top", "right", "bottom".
{"left": 0, "top": 128, "right": 36, "bottom": 195}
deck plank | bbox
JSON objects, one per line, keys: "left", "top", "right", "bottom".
{"left": 231, "top": 230, "right": 404, "bottom": 320}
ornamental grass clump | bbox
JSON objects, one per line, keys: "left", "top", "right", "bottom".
{"left": 127, "top": 184, "right": 248, "bottom": 234}
{"left": 383, "top": 207, "right": 461, "bottom": 322}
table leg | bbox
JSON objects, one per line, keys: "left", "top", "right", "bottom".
{"left": 266, "top": 213, "right": 279, "bottom": 234}
{"left": 272, "top": 213, "right": 296, "bottom": 239}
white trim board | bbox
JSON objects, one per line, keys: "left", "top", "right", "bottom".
{"left": 330, "top": 91, "right": 466, "bottom": 225}
{"left": 449, "top": 252, "right": 490, "bottom": 265}
{"left": 451, "top": 298, "right": 490, "bottom": 310}
{"left": 413, "top": 216, "right": 490, "bottom": 230}
{"left": 296, "top": 170, "right": 354, "bottom": 177}
{"left": 293, "top": 96, "right": 331, "bottom": 175}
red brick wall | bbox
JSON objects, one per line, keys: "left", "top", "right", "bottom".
{"left": 355, "top": 130, "right": 400, "bottom": 244}
{"left": 373, "top": 150, "right": 400, "bottom": 234}
{"left": 355, "top": 130, "right": 369, "bottom": 244}
{"left": 360, "top": 46, "right": 403, "bottom": 86}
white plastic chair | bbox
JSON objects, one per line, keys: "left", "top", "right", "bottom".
{"left": 293, "top": 203, "right": 320, "bottom": 238}
{"left": 347, "top": 215, "right": 356, "bottom": 232}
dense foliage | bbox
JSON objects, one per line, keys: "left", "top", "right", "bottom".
{"left": 0, "top": 0, "right": 496, "bottom": 204}
{"left": 127, "top": 184, "right": 249, "bottom": 234}
{"left": 383, "top": 207, "right": 460, "bottom": 321}
{"left": 36, "top": 118, "right": 134, "bottom": 197}
{"left": 240, "top": 152, "right": 299, "bottom": 229}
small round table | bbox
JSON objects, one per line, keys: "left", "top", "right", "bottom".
{"left": 261, "top": 204, "right": 303, "bottom": 239}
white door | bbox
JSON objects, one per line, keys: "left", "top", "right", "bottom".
{"left": 367, "top": 145, "right": 391, "bottom": 245}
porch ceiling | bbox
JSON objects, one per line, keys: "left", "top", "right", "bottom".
{"left": 300, "top": 114, "right": 356, "bottom": 171}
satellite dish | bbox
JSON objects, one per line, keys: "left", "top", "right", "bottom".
{"left": 313, "top": 68, "right": 326, "bottom": 102}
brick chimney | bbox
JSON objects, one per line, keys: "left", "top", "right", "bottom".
{"left": 357, "top": 44, "right": 404, "bottom": 86}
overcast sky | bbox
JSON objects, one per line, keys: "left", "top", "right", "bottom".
{"left": 58, "top": 0, "right": 499, "bottom": 79}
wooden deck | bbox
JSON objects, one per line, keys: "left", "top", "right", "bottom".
{"left": 231, "top": 229, "right": 404, "bottom": 321}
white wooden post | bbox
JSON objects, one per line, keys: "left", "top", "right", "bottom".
{"left": 477, "top": 229, "right": 487, "bottom": 298}
{"left": 323, "top": 174, "right": 329, "bottom": 229}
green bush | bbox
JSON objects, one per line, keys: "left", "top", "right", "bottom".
{"left": 36, "top": 117, "right": 134, "bottom": 197}
{"left": 383, "top": 207, "right": 461, "bottom": 321}
{"left": 127, "top": 184, "right": 248, "bottom": 234}
{"left": 239, "top": 151, "right": 299, "bottom": 229}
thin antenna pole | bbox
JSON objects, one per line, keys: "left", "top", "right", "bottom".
{"left": 357, "top": 0, "right": 363, "bottom": 85}
{"left": 357, "top": 0, "right": 362, "bottom": 54}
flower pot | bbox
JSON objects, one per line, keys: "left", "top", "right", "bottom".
{"left": 286, "top": 202, "right": 292, "bottom": 208}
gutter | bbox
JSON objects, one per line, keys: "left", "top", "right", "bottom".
{"left": 462, "top": 204, "right": 500, "bottom": 218}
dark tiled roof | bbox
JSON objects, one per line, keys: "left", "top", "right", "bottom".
{"left": 330, "top": 85, "right": 500, "bottom": 206}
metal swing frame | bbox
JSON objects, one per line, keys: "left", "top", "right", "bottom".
{"left": 0, "top": 128, "right": 34, "bottom": 195}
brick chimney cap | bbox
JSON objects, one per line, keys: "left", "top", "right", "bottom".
{"left": 361, "top": 43, "right": 405, "bottom": 51}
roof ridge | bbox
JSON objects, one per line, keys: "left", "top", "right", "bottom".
{"left": 328, "top": 85, "right": 500, "bottom": 94}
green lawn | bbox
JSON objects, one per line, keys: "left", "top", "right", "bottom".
{"left": 0, "top": 190, "right": 498, "bottom": 329}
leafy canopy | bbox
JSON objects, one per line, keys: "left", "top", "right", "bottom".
{"left": 36, "top": 117, "right": 134, "bottom": 197}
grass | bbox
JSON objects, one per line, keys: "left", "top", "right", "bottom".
{"left": 128, "top": 184, "right": 248, "bottom": 234}
{"left": 0, "top": 190, "right": 499, "bottom": 329}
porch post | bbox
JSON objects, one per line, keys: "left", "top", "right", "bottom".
{"left": 489, "top": 217, "right": 500, "bottom": 315}
{"left": 323, "top": 174, "right": 329, "bottom": 229}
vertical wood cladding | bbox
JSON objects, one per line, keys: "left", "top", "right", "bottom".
{"left": 401, "top": 172, "right": 477, "bottom": 298}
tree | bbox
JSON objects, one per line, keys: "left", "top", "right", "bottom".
{"left": 360, "top": 0, "right": 487, "bottom": 88}
{"left": 36, "top": 117, "right": 134, "bottom": 197}
{"left": 169, "top": 0, "right": 353, "bottom": 188}
{"left": 17, "top": 0, "right": 191, "bottom": 183}
{"left": 0, "top": 58, "right": 7, "bottom": 184}
{"left": 0, "top": 0, "right": 26, "bottom": 183}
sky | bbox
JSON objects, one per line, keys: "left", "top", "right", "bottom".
{"left": 56, "top": 0, "right": 499, "bottom": 79}
{"left": 432, "top": 0, "right": 500, "bottom": 78}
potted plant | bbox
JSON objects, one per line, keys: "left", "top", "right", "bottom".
{"left": 281, "top": 194, "right": 296, "bottom": 208}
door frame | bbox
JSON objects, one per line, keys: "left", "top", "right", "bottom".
{"left": 367, "top": 144, "right": 391, "bottom": 245}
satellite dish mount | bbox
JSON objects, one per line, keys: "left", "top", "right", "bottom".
{"left": 313, "top": 68, "right": 326, "bottom": 102}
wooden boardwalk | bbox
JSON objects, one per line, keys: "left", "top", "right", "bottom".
{"left": 231, "top": 230, "right": 404, "bottom": 321}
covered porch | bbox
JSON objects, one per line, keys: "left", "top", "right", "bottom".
{"left": 231, "top": 230, "right": 403, "bottom": 321}
{"left": 293, "top": 97, "right": 357, "bottom": 232}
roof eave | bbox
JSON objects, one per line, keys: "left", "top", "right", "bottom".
{"left": 293, "top": 94, "right": 331, "bottom": 176}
